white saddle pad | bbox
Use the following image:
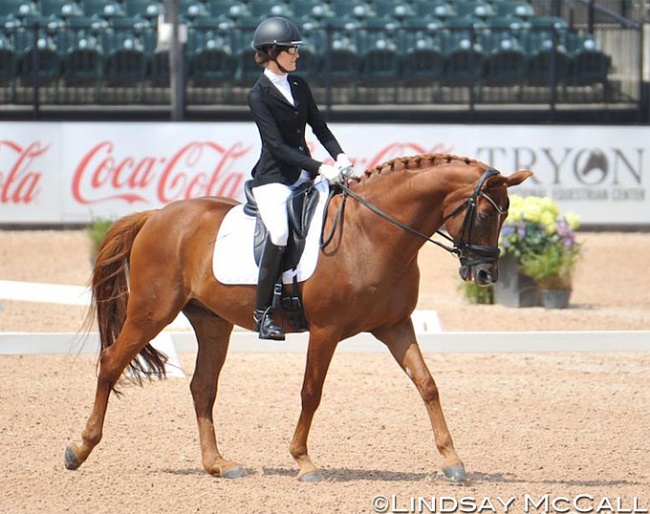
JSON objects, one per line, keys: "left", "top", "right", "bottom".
{"left": 213, "top": 179, "right": 330, "bottom": 285}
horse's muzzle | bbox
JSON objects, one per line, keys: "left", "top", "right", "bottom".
{"left": 459, "top": 263, "right": 498, "bottom": 285}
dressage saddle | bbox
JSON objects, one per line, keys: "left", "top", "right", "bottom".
{"left": 243, "top": 179, "right": 322, "bottom": 331}
{"left": 243, "top": 179, "right": 321, "bottom": 271}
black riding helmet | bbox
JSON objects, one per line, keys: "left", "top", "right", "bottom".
{"left": 251, "top": 16, "right": 303, "bottom": 50}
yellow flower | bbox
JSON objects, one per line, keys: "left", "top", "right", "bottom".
{"left": 565, "top": 212, "right": 581, "bottom": 230}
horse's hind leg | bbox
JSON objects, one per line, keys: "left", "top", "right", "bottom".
{"left": 183, "top": 303, "right": 246, "bottom": 479}
{"left": 65, "top": 319, "right": 167, "bottom": 470}
{"left": 374, "top": 320, "right": 468, "bottom": 482}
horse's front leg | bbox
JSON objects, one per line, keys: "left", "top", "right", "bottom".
{"left": 373, "top": 319, "right": 468, "bottom": 482}
{"left": 289, "top": 330, "right": 338, "bottom": 483}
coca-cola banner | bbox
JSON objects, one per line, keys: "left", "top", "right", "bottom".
{"left": 1, "top": 122, "right": 648, "bottom": 225}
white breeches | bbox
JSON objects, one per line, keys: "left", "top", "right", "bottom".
{"left": 252, "top": 170, "right": 312, "bottom": 247}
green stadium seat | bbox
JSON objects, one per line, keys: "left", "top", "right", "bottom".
{"left": 149, "top": 47, "right": 170, "bottom": 86}
{"left": 455, "top": 1, "right": 495, "bottom": 20}
{"left": 0, "top": 1, "right": 38, "bottom": 18}
{"left": 565, "top": 34, "right": 611, "bottom": 87}
{"left": 123, "top": 0, "right": 163, "bottom": 20}
{"left": 358, "top": 16, "right": 400, "bottom": 53}
{"left": 329, "top": 1, "right": 374, "bottom": 20}
{"left": 440, "top": 30, "right": 484, "bottom": 86}
{"left": 20, "top": 37, "right": 62, "bottom": 86}
{"left": 190, "top": 44, "right": 237, "bottom": 87}
{"left": 411, "top": 1, "right": 456, "bottom": 20}
{"left": 81, "top": 0, "right": 127, "bottom": 19}
{"left": 322, "top": 16, "right": 363, "bottom": 51}
{"left": 359, "top": 38, "right": 400, "bottom": 87}
{"left": 371, "top": 0, "right": 415, "bottom": 21}
{"left": 0, "top": 35, "right": 18, "bottom": 100}
{"left": 292, "top": 1, "right": 333, "bottom": 20}
{"left": 206, "top": 1, "right": 251, "bottom": 19}
{"left": 41, "top": 0, "right": 84, "bottom": 19}
{"left": 486, "top": 15, "right": 530, "bottom": 39}
{"left": 481, "top": 35, "right": 527, "bottom": 86}
{"left": 293, "top": 43, "right": 321, "bottom": 81}
{"left": 63, "top": 41, "right": 104, "bottom": 100}
{"left": 248, "top": 1, "right": 294, "bottom": 18}
{"left": 234, "top": 47, "right": 261, "bottom": 86}
{"left": 528, "top": 16, "right": 568, "bottom": 41}
{"left": 328, "top": 44, "right": 360, "bottom": 86}
{"left": 494, "top": 1, "right": 536, "bottom": 20}
{"left": 188, "top": 16, "right": 237, "bottom": 56}
{"left": 104, "top": 38, "right": 148, "bottom": 87}
{"left": 400, "top": 39, "right": 445, "bottom": 86}
{"left": 522, "top": 32, "right": 570, "bottom": 86}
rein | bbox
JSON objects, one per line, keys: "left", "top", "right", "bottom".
{"left": 320, "top": 168, "right": 504, "bottom": 265}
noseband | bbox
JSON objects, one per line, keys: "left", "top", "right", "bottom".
{"left": 324, "top": 168, "right": 506, "bottom": 266}
{"left": 440, "top": 167, "right": 505, "bottom": 265}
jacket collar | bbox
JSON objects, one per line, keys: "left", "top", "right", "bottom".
{"left": 258, "top": 72, "right": 301, "bottom": 109}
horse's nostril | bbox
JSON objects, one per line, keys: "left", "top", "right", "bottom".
{"left": 476, "top": 268, "right": 491, "bottom": 284}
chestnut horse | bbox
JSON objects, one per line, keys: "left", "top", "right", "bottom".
{"left": 65, "top": 153, "right": 532, "bottom": 482}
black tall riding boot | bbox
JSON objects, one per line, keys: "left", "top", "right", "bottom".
{"left": 253, "top": 240, "right": 285, "bottom": 341}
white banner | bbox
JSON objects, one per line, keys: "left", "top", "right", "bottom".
{"left": 1, "top": 122, "right": 648, "bottom": 225}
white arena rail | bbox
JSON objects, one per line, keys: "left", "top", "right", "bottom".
{"left": 2, "top": 280, "right": 649, "bottom": 378}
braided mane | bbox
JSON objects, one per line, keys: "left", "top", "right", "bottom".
{"left": 358, "top": 153, "right": 490, "bottom": 179}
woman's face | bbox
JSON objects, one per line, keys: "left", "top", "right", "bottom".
{"left": 275, "top": 46, "right": 299, "bottom": 72}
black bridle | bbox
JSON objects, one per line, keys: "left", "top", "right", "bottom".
{"left": 321, "top": 168, "right": 506, "bottom": 267}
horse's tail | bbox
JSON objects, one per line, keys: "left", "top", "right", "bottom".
{"left": 87, "top": 210, "right": 167, "bottom": 386}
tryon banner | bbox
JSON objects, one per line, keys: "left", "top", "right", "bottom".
{"left": 1, "top": 122, "right": 648, "bottom": 225}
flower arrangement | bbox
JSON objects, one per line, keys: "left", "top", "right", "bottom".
{"left": 499, "top": 195, "right": 582, "bottom": 291}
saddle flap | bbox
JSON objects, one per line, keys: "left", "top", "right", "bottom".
{"left": 246, "top": 180, "right": 324, "bottom": 271}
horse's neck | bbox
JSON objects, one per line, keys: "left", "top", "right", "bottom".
{"left": 350, "top": 170, "right": 448, "bottom": 256}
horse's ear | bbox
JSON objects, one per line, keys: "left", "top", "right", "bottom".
{"left": 505, "top": 170, "right": 534, "bottom": 188}
{"left": 486, "top": 169, "right": 534, "bottom": 189}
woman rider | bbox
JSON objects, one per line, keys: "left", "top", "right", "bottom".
{"left": 248, "top": 16, "right": 352, "bottom": 341}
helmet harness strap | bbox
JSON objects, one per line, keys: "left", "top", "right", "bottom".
{"left": 270, "top": 46, "right": 290, "bottom": 74}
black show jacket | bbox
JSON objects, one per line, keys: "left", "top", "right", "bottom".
{"left": 248, "top": 73, "right": 344, "bottom": 187}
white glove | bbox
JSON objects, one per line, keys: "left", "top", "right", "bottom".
{"left": 336, "top": 153, "right": 354, "bottom": 178}
{"left": 318, "top": 163, "right": 342, "bottom": 185}
{"left": 336, "top": 153, "right": 352, "bottom": 168}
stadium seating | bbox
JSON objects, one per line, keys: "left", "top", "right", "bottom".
{"left": 0, "top": 0, "right": 614, "bottom": 106}
{"left": 63, "top": 41, "right": 103, "bottom": 102}
{"left": 400, "top": 38, "right": 446, "bottom": 87}
{"left": 189, "top": 34, "right": 237, "bottom": 87}
{"left": 81, "top": 0, "right": 127, "bottom": 18}
{"left": 123, "top": 0, "right": 163, "bottom": 20}
{"left": 481, "top": 33, "right": 527, "bottom": 86}
{"left": 20, "top": 38, "right": 62, "bottom": 87}
{"left": 0, "top": 0, "right": 37, "bottom": 18}
{"left": 565, "top": 33, "right": 611, "bottom": 87}
{"left": 41, "top": 0, "right": 85, "bottom": 18}
{"left": 0, "top": 35, "right": 18, "bottom": 101}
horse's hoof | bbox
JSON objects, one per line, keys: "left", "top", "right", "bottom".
{"left": 442, "top": 465, "right": 468, "bottom": 483}
{"left": 222, "top": 466, "right": 247, "bottom": 479}
{"left": 299, "top": 470, "right": 324, "bottom": 483}
{"left": 64, "top": 446, "right": 81, "bottom": 470}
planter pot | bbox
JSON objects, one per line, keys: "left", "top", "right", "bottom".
{"left": 493, "top": 253, "right": 542, "bottom": 308}
{"left": 540, "top": 289, "right": 571, "bottom": 309}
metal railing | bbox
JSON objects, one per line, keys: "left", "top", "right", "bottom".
{"left": 0, "top": 1, "right": 646, "bottom": 122}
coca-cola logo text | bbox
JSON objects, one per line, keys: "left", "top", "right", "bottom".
{"left": 72, "top": 141, "right": 251, "bottom": 205}
{"left": 0, "top": 140, "right": 46, "bottom": 204}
